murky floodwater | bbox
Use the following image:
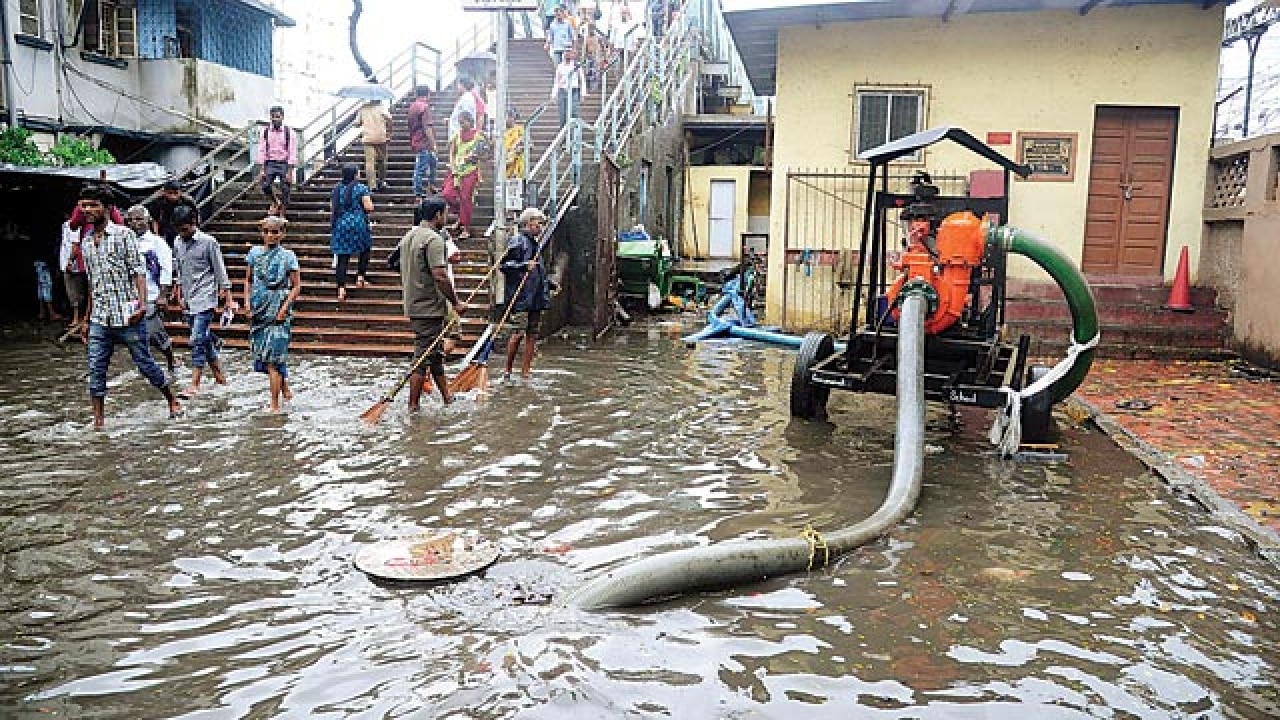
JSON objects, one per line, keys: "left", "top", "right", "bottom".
{"left": 1, "top": 325, "right": 1278, "bottom": 719}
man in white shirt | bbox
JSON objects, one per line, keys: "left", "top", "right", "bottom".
{"left": 125, "top": 205, "right": 176, "bottom": 372}
{"left": 551, "top": 49, "right": 588, "bottom": 128}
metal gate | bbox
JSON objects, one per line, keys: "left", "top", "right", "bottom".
{"left": 781, "top": 169, "right": 967, "bottom": 333}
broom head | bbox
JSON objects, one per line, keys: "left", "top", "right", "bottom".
{"left": 359, "top": 398, "right": 392, "bottom": 425}
{"left": 449, "top": 363, "right": 486, "bottom": 394}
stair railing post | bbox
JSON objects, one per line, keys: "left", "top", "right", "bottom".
{"left": 550, "top": 145, "right": 560, "bottom": 213}
{"left": 494, "top": 8, "right": 509, "bottom": 226}
{"left": 410, "top": 43, "right": 418, "bottom": 91}
{"left": 571, "top": 119, "right": 582, "bottom": 188}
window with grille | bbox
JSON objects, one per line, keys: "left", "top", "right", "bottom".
{"left": 19, "top": 0, "right": 42, "bottom": 37}
{"left": 852, "top": 86, "right": 928, "bottom": 162}
{"left": 82, "top": 0, "right": 137, "bottom": 59}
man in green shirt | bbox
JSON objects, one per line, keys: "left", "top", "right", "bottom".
{"left": 398, "top": 196, "right": 468, "bottom": 410}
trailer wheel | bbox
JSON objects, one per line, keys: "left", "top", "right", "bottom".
{"left": 791, "top": 332, "right": 835, "bottom": 420}
{"left": 1019, "top": 364, "right": 1054, "bottom": 444}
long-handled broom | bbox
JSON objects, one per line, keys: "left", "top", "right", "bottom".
{"left": 358, "top": 319, "right": 456, "bottom": 424}
{"left": 359, "top": 234, "right": 505, "bottom": 424}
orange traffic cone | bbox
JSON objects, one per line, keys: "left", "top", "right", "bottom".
{"left": 1164, "top": 245, "right": 1194, "bottom": 313}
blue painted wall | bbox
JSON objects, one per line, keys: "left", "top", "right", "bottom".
{"left": 135, "top": 0, "right": 275, "bottom": 77}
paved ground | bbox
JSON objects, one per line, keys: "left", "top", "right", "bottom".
{"left": 1074, "top": 358, "right": 1280, "bottom": 560}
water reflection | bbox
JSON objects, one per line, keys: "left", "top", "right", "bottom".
{"left": 1, "top": 331, "right": 1277, "bottom": 718}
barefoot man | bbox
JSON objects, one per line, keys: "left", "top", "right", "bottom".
{"left": 398, "top": 196, "right": 468, "bottom": 410}
{"left": 76, "top": 185, "right": 181, "bottom": 428}
{"left": 171, "top": 205, "right": 231, "bottom": 396}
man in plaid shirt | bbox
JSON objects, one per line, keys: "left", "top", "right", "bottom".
{"left": 77, "top": 185, "right": 181, "bottom": 429}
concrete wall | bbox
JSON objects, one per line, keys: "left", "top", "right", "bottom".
{"left": 618, "top": 124, "right": 684, "bottom": 243}
{"left": 1203, "top": 135, "right": 1280, "bottom": 366}
{"left": 1, "top": 0, "right": 276, "bottom": 159}
{"left": 138, "top": 59, "right": 275, "bottom": 132}
{"left": 767, "top": 5, "right": 1223, "bottom": 329}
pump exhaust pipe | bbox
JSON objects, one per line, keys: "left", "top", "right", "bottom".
{"left": 568, "top": 292, "right": 931, "bottom": 610}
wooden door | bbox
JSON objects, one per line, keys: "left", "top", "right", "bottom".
{"left": 1082, "top": 106, "right": 1178, "bottom": 276}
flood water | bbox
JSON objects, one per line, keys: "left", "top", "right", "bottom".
{"left": 1, "top": 325, "right": 1278, "bottom": 719}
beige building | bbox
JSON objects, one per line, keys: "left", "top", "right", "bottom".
{"left": 726, "top": 0, "right": 1231, "bottom": 331}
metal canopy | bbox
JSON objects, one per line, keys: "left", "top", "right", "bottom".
{"left": 859, "top": 125, "right": 1032, "bottom": 176}
{"left": 724, "top": 0, "right": 1236, "bottom": 96}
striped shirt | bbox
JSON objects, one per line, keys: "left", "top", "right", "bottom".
{"left": 81, "top": 222, "right": 145, "bottom": 328}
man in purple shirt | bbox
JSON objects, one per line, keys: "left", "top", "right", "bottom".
{"left": 258, "top": 105, "right": 296, "bottom": 218}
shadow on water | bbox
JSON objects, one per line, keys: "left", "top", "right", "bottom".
{"left": 1, "top": 328, "right": 1278, "bottom": 718}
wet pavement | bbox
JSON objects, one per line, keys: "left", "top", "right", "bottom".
{"left": 1076, "top": 359, "right": 1280, "bottom": 553}
{"left": 1, "top": 328, "right": 1279, "bottom": 718}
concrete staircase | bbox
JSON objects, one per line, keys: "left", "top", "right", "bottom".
{"left": 177, "top": 39, "right": 609, "bottom": 357}
{"left": 1006, "top": 279, "right": 1232, "bottom": 360}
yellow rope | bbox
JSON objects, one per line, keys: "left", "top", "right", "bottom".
{"left": 802, "top": 524, "right": 829, "bottom": 571}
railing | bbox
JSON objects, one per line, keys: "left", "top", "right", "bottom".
{"left": 148, "top": 32, "right": 497, "bottom": 223}
{"left": 594, "top": 5, "right": 699, "bottom": 162}
{"left": 526, "top": 118, "right": 593, "bottom": 223}
{"left": 294, "top": 42, "right": 445, "bottom": 187}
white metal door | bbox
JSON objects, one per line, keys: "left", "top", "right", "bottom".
{"left": 708, "top": 179, "right": 736, "bottom": 258}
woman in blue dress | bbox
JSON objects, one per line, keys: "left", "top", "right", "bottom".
{"left": 242, "top": 215, "right": 301, "bottom": 412}
{"left": 330, "top": 162, "right": 374, "bottom": 301}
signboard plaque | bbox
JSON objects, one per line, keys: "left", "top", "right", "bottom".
{"left": 1016, "top": 132, "right": 1077, "bottom": 182}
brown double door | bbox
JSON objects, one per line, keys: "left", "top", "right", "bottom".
{"left": 1082, "top": 106, "right": 1178, "bottom": 277}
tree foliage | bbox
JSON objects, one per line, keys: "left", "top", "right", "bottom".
{"left": 0, "top": 127, "right": 115, "bottom": 167}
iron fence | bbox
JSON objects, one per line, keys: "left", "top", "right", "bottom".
{"left": 780, "top": 169, "right": 967, "bottom": 333}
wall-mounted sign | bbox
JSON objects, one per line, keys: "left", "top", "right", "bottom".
{"left": 1017, "top": 132, "right": 1077, "bottom": 182}
{"left": 986, "top": 131, "right": 1012, "bottom": 146}
{"left": 1224, "top": 0, "right": 1280, "bottom": 45}
{"left": 462, "top": 0, "right": 540, "bottom": 10}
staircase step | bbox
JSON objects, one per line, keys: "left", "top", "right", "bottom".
{"left": 196, "top": 43, "right": 602, "bottom": 358}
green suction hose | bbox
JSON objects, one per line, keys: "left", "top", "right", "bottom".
{"left": 992, "top": 225, "right": 1099, "bottom": 404}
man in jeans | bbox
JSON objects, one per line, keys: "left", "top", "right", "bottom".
{"left": 172, "top": 205, "right": 231, "bottom": 397}
{"left": 407, "top": 85, "right": 438, "bottom": 200}
{"left": 76, "top": 185, "right": 181, "bottom": 429}
{"left": 544, "top": 5, "right": 577, "bottom": 65}
{"left": 258, "top": 105, "right": 295, "bottom": 217}
{"left": 124, "top": 204, "right": 177, "bottom": 372}
{"left": 398, "top": 196, "right": 467, "bottom": 410}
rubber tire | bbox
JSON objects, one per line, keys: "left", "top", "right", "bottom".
{"left": 790, "top": 332, "right": 835, "bottom": 420}
{"left": 1019, "top": 364, "right": 1054, "bottom": 444}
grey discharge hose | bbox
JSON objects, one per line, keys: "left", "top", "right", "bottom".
{"left": 568, "top": 291, "right": 931, "bottom": 610}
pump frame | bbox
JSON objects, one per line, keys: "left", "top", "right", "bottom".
{"left": 792, "top": 127, "right": 1036, "bottom": 418}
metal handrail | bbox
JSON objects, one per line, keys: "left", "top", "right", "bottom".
{"left": 520, "top": 0, "right": 703, "bottom": 243}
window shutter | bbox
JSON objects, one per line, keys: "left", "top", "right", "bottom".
{"left": 19, "top": 0, "right": 42, "bottom": 37}
{"left": 857, "top": 93, "right": 889, "bottom": 156}
{"left": 889, "top": 94, "right": 919, "bottom": 144}
{"left": 115, "top": 2, "right": 137, "bottom": 58}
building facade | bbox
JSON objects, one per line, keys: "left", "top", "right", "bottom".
{"left": 726, "top": 0, "right": 1229, "bottom": 331}
{"left": 1, "top": 0, "right": 293, "bottom": 170}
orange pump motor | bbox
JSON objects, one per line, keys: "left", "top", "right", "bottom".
{"left": 886, "top": 211, "right": 987, "bottom": 335}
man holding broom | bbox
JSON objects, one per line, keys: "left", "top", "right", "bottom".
{"left": 501, "top": 207, "right": 554, "bottom": 379}
{"left": 399, "top": 196, "right": 468, "bottom": 410}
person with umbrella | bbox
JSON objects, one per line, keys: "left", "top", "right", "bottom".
{"left": 356, "top": 99, "right": 392, "bottom": 192}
